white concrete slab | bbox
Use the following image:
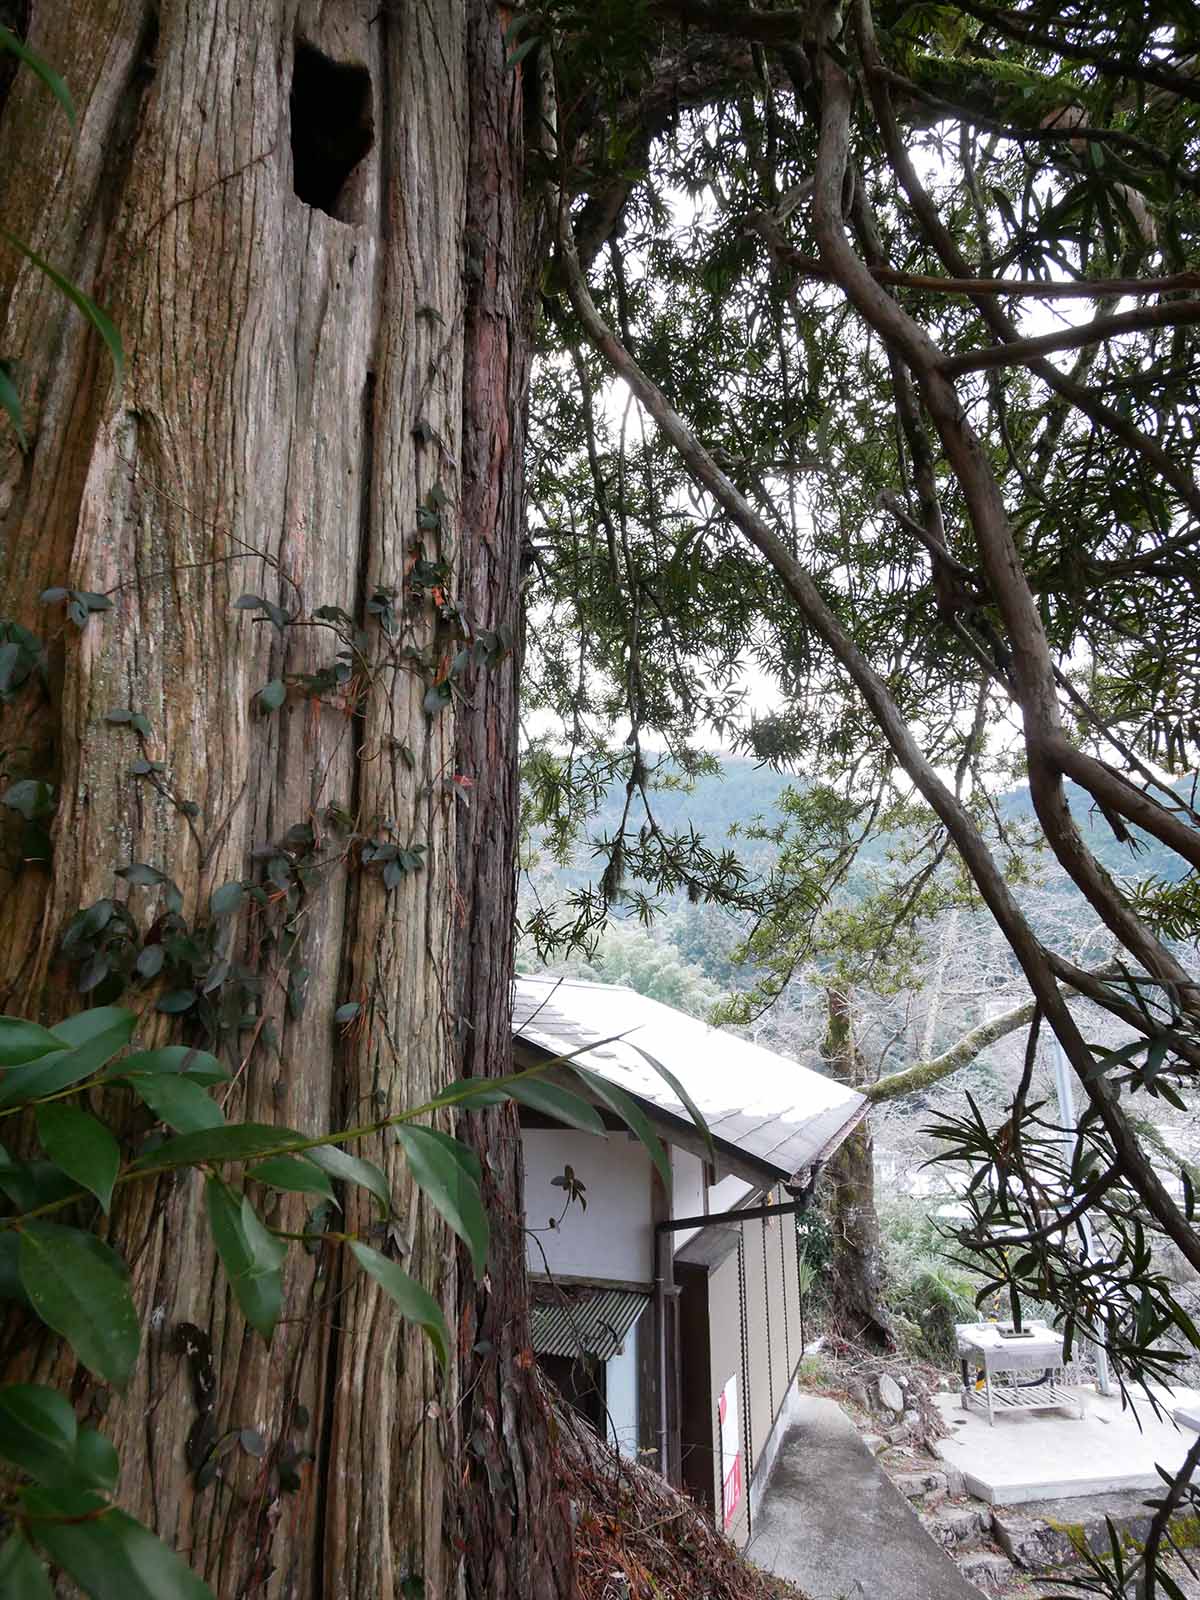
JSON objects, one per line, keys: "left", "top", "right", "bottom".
{"left": 933, "top": 1385, "right": 1200, "bottom": 1505}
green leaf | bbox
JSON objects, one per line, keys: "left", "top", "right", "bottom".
{"left": 109, "top": 1045, "right": 229, "bottom": 1085}
{"left": 394, "top": 1125, "right": 489, "bottom": 1275}
{"left": 506, "top": 1078, "right": 607, "bottom": 1135}
{"left": 0, "top": 1387, "right": 117, "bottom": 1500}
{"left": 0, "top": 1530, "right": 54, "bottom": 1599}
{"left": 0, "top": 1232, "right": 30, "bottom": 1307}
{"left": 502, "top": 12, "right": 539, "bottom": 44}
{"left": 348, "top": 1241, "right": 448, "bottom": 1372}
{"left": 29, "top": 1508, "right": 215, "bottom": 1600}
{"left": 128, "top": 1073, "right": 224, "bottom": 1135}
{"left": 239, "top": 1194, "right": 288, "bottom": 1274}
{"left": 504, "top": 34, "right": 539, "bottom": 71}
{"left": 307, "top": 1143, "right": 391, "bottom": 1212}
{"left": 0, "top": 777, "right": 53, "bottom": 819}
{"left": 258, "top": 678, "right": 286, "bottom": 711}
{"left": 155, "top": 989, "right": 197, "bottom": 1015}
{"left": 568, "top": 1066, "right": 670, "bottom": 1187}
{"left": 51, "top": 1007, "right": 136, "bottom": 1050}
{"left": 422, "top": 682, "right": 451, "bottom": 716}
{"left": 0, "top": 1014, "right": 137, "bottom": 1109}
{"left": 0, "top": 1383, "right": 76, "bottom": 1484}
{"left": 426, "top": 1077, "right": 512, "bottom": 1109}
{"left": 209, "top": 881, "right": 244, "bottom": 918}
{"left": 205, "top": 1179, "right": 283, "bottom": 1342}
{"left": 0, "top": 24, "right": 76, "bottom": 124}
{"left": 35, "top": 1103, "right": 121, "bottom": 1211}
{"left": 132, "top": 1122, "right": 305, "bottom": 1172}
{"left": 18, "top": 1222, "right": 140, "bottom": 1388}
{"left": 412, "top": 1124, "right": 481, "bottom": 1184}
{"left": 0, "top": 230, "right": 122, "bottom": 388}
{"left": 248, "top": 1156, "right": 337, "bottom": 1202}
{"left": 626, "top": 1043, "right": 715, "bottom": 1164}
{"left": 0, "top": 1150, "right": 79, "bottom": 1216}
{"left": 20, "top": 1482, "right": 106, "bottom": 1519}
{"left": 73, "top": 1426, "right": 119, "bottom": 1494}
{"left": 134, "top": 945, "right": 165, "bottom": 979}
{"left": 0, "top": 1016, "right": 63, "bottom": 1068}
{"left": 0, "top": 358, "right": 26, "bottom": 451}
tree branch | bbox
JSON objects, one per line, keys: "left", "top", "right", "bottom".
{"left": 649, "top": 0, "right": 824, "bottom": 45}
{"left": 850, "top": 34, "right": 1200, "bottom": 526}
{"left": 866, "top": 999, "right": 1036, "bottom": 1103}
{"left": 758, "top": 254, "right": 1200, "bottom": 302}
{"left": 572, "top": 38, "right": 762, "bottom": 268}
{"left": 847, "top": 1, "right": 1200, "bottom": 954}
{"left": 548, "top": 59, "right": 1200, "bottom": 1276}
{"left": 951, "top": 0, "right": 1200, "bottom": 107}
{"left": 1138, "top": 1432, "right": 1200, "bottom": 1600}
{"left": 942, "top": 301, "right": 1200, "bottom": 374}
{"left": 870, "top": 63, "right": 1200, "bottom": 196}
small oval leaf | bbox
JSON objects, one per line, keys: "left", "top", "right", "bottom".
{"left": 307, "top": 1144, "right": 391, "bottom": 1213}
{"left": 129, "top": 1074, "right": 225, "bottom": 1135}
{"left": 349, "top": 1241, "right": 448, "bottom": 1372}
{"left": 248, "top": 1157, "right": 337, "bottom": 1202}
{"left": 394, "top": 1125, "right": 488, "bottom": 1276}
{"left": 18, "top": 1223, "right": 140, "bottom": 1389}
{"left": 35, "top": 1103, "right": 121, "bottom": 1211}
{"left": 205, "top": 1180, "right": 283, "bottom": 1342}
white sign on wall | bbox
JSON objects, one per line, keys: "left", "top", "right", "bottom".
{"left": 718, "top": 1373, "right": 742, "bottom": 1529}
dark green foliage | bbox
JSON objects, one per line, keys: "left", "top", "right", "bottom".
{"left": 0, "top": 993, "right": 699, "bottom": 1595}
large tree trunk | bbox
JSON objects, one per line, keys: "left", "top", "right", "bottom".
{"left": 0, "top": 3, "right": 564, "bottom": 1595}
{"left": 452, "top": 11, "right": 574, "bottom": 1597}
{"left": 822, "top": 989, "right": 895, "bottom": 1353}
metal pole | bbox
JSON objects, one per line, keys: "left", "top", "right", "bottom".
{"left": 1052, "top": 1039, "right": 1113, "bottom": 1395}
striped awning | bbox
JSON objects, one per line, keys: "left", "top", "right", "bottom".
{"left": 530, "top": 1287, "right": 651, "bottom": 1360}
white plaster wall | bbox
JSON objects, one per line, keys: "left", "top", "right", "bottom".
{"left": 523, "top": 1128, "right": 653, "bottom": 1282}
{"left": 671, "top": 1146, "right": 707, "bottom": 1250}
{"left": 606, "top": 1326, "right": 642, "bottom": 1458}
{"left": 708, "top": 1172, "right": 755, "bottom": 1214}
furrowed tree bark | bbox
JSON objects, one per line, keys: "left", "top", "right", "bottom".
{"left": 0, "top": 3, "right": 562, "bottom": 1595}
{"left": 822, "top": 989, "right": 894, "bottom": 1352}
{"left": 453, "top": 11, "right": 574, "bottom": 1598}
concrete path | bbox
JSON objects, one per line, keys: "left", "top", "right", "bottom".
{"left": 748, "top": 1396, "right": 983, "bottom": 1600}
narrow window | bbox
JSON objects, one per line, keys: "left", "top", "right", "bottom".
{"left": 290, "top": 41, "right": 373, "bottom": 222}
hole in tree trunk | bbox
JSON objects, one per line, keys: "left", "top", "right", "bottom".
{"left": 289, "top": 40, "right": 373, "bottom": 222}
{"left": 0, "top": 2, "right": 32, "bottom": 121}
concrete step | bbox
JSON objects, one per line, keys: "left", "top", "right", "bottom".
{"left": 920, "top": 1505, "right": 990, "bottom": 1548}
{"left": 956, "top": 1548, "right": 1016, "bottom": 1591}
{"left": 891, "top": 1467, "right": 949, "bottom": 1500}
{"left": 991, "top": 1491, "right": 1200, "bottom": 1572}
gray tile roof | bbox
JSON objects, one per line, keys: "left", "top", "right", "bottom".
{"left": 513, "top": 974, "right": 866, "bottom": 1183}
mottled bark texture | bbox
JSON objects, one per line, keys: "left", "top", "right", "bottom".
{"left": 452, "top": 7, "right": 575, "bottom": 1598}
{"left": 0, "top": 2, "right": 563, "bottom": 1595}
{"left": 822, "top": 989, "right": 895, "bottom": 1353}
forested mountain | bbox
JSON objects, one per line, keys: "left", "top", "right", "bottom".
{"left": 521, "top": 755, "right": 1191, "bottom": 911}
{"left": 520, "top": 757, "right": 1199, "bottom": 1166}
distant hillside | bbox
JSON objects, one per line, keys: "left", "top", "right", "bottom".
{"left": 524, "top": 757, "right": 1193, "bottom": 901}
